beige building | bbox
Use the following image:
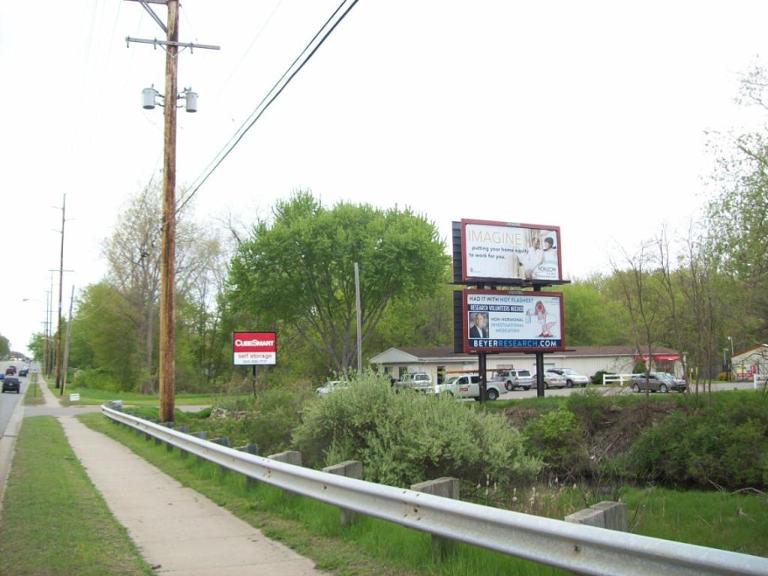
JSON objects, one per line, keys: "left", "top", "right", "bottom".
{"left": 731, "top": 344, "right": 768, "bottom": 380}
{"left": 370, "top": 345, "right": 683, "bottom": 384}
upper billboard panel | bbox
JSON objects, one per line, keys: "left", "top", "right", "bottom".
{"left": 461, "top": 219, "right": 562, "bottom": 284}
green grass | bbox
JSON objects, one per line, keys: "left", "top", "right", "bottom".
{"left": 79, "top": 412, "right": 564, "bottom": 576}
{"left": 621, "top": 486, "right": 768, "bottom": 556}
{"left": 23, "top": 373, "right": 44, "bottom": 405}
{"left": 0, "top": 417, "right": 153, "bottom": 576}
{"left": 78, "top": 411, "right": 768, "bottom": 574}
{"left": 58, "top": 386, "right": 232, "bottom": 407}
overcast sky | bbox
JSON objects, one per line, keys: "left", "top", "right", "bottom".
{"left": 2, "top": 1, "right": 768, "bottom": 355}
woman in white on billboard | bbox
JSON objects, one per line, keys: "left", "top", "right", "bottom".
{"left": 521, "top": 233, "right": 544, "bottom": 280}
{"left": 526, "top": 300, "right": 556, "bottom": 337}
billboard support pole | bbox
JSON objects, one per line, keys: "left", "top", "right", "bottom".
{"left": 479, "top": 352, "right": 487, "bottom": 403}
{"left": 252, "top": 365, "right": 257, "bottom": 397}
{"left": 535, "top": 352, "right": 545, "bottom": 398}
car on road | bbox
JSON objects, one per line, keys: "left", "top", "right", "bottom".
{"left": 490, "top": 369, "right": 533, "bottom": 391}
{"left": 5, "top": 365, "right": 17, "bottom": 376}
{"left": 532, "top": 370, "right": 568, "bottom": 389}
{"left": 2, "top": 376, "right": 20, "bottom": 393}
{"left": 629, "top": 372, "right": 686, "bottom": 393}
{"left": 654, "top": 372, "right": 687, "bottom": 391}
{"left": 18, "top": 366, "right": 29, "bottom": 377}
{"left": 436, "top": 374, "right": 503, "bottom": 401}
{"left": 548, "top": 368, "right": 589, "bottom": 388}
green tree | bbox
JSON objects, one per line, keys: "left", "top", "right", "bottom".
{"left": 706, "top": 64, "right": 768, "bottom": 344}
{"left": 226, "top": 192, "right": 449, "bottom": 373}
{"left": 560, "top": 276, "right": 628, "bottom": 346}
{"left": 0, "top": 334, "right": 9, "bottom": 359}
{"left": 69, "top": 283, "right": 141, "bottom": 391}
{"left": 27, "top": 333, "right": 45, "bottom": 362}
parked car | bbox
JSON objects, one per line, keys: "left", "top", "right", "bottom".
{"left": 629, "top": 372, "right": 686, "bottom": 393}
{"left": 548, "top": 368, "right": 589, "bottom": 388}
{"left": 2, "top": 376, "right": 20, "bottom": 394}
{"left": 316, "top": 380, "right": 347, "bottom": 396}
{"left": 532, "top": 370, "right": 567, "bottom": 389}
{"left": 394, "top": 372, "right": 433, "bottom": 393}
{"left": 654, "top": 372, "right": 687, "bottom": 391}
{"left": 436, "top": 374, "right": 503, "bottom": 401}
{"left": 490, "top": 369, "right": 533, "bottom": 391}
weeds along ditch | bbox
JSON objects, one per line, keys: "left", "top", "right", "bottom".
{"left": 105, "top": 380, "right": 768, "bottom": 557}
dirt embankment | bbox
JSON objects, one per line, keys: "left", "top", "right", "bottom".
{"left": 504, "top": 396, "right": 680, "bottom": 463}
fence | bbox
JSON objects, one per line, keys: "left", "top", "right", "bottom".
{"left": 101, "top": 405, "right": 768, "bottom": 576}
{"left": 602, "top": 373, "right": 634, "bottom": 386}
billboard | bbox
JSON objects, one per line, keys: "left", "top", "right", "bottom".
{"left": 232, "top": 331, "right": 277, "bottom": 366}
{"left": 460, "top": 219, "right": 562, "bottom": 283}
{"left": 463, "top": 289, "right": 565, "bottom": 353}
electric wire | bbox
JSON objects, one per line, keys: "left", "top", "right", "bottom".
{"left": 176, "top": 0, "right": 361, "bottom": 216}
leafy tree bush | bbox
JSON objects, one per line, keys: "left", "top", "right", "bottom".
{"left": 293, "top": 373, "right": 540, "bottom": 487}
{"left": 203, "top": 386, "right": 314, "bottom": 455}
{"left": 523, "top": 408, "right": 590, "bottom": 479}
{"left": 629, "top": 393, "right": 768, "bottom": 489}
{"left": 633, "top": 361, "right": 647, "bottom": 374}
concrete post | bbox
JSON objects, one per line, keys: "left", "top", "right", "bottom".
{"left": 322, "top": 460, "right": 363, "bottom": 526}
{"left": 565, "top": 501, "right": 627, "bottom": 532}
{"left": 237, "top": 444, "right": 259, "bottom": 489}
{"left": 411, "top": 477, "right": 460, "bottom": 558}
{"left": 267, "top": 451, "right": 302, "bottom": 497}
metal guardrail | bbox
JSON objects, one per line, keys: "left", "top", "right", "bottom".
{"left": 101, "top": 405, "right": 768, "bottom": 576}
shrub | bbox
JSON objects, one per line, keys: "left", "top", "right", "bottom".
{"left": 591, "top": 370, "right": 611, "bottom": 385}
{"left": 73, "top": 368, "right": 124, "bottom": 392}
{"left": 523, "top": 408, "right": 590, "bottom": 479}
{"left": 628, "top": 392, "right": 768, "bottom": 489}
{"left": 293, "top": 373, "right": 540, "bottom": 487}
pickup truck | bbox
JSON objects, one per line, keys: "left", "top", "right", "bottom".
{"left": 435, "top": 375, "right": 503, "bottom": 401}
{"left": 394, "top": 372, "right": 434, "bottom": 393}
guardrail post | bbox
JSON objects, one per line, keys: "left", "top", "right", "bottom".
{"left": 191, "top": 431, "right": 207, "bottom": 462}
{"left": 322, "top": 460, "right": 363, "bottom": 526}
{"left": 162, "top": 422, "right": 175, "bottom": 452}
{"left": 411, "top": 477, "right": 460, "bottom": 558}
{"left": 236, "top": 444, "right": 259, "bottom": 489}
{"left": 211, "top": 437, "right": 230, "bottom": 474}
{"left": 268, "top": 451, "right": 302, "bottom": 497}
{"left": 565, "top": 501, "right": 627, "bottom": 531}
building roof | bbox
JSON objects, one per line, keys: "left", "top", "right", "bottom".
{"left": 732, "top": 343, "right": 768, "bottom": 363}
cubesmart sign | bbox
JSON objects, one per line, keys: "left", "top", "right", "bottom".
{"left": 232, "top": 331, "right": 277, "bottom": 366}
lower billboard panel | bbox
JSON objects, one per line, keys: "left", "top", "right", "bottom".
{"left": 463, "top": 289, "right": 565, "bottom": 353}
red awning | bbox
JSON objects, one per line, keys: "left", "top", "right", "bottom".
{"left": 636, "top": 353, "right": 680, "bottom": 362}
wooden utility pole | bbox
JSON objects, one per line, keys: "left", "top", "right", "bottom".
{"left": 125, "top": 0, "right": 218, "bottom": 422}
{"left": 55, "top": 194, "right": 66, "bottom": 392}
{"left": 158, "top": 0, "right": 179, "bottom": 423}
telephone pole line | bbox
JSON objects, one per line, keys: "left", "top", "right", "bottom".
{"left": 125, "top": 0, "right": 218, "bottom": 422}
{"left": 158, "top": 0, "right": 179, "bottom": 423}
{"left": 55, "top": 194, "right": 66, "bottom": 392}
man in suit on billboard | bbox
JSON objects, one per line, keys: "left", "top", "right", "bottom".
{"left": 469, "top": 312, "right": 489, "bottom": 339}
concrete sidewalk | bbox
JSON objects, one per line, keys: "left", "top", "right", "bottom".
{"left": 36, "top": 378, "right": 322, "bottom": 576}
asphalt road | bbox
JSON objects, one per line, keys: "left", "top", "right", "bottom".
{"left": 0, "top": 374, "right": 25, "bottom": 437}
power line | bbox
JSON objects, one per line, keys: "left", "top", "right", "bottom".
{"left": 176, "top": 0, "right": 361, "bottom": 216}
